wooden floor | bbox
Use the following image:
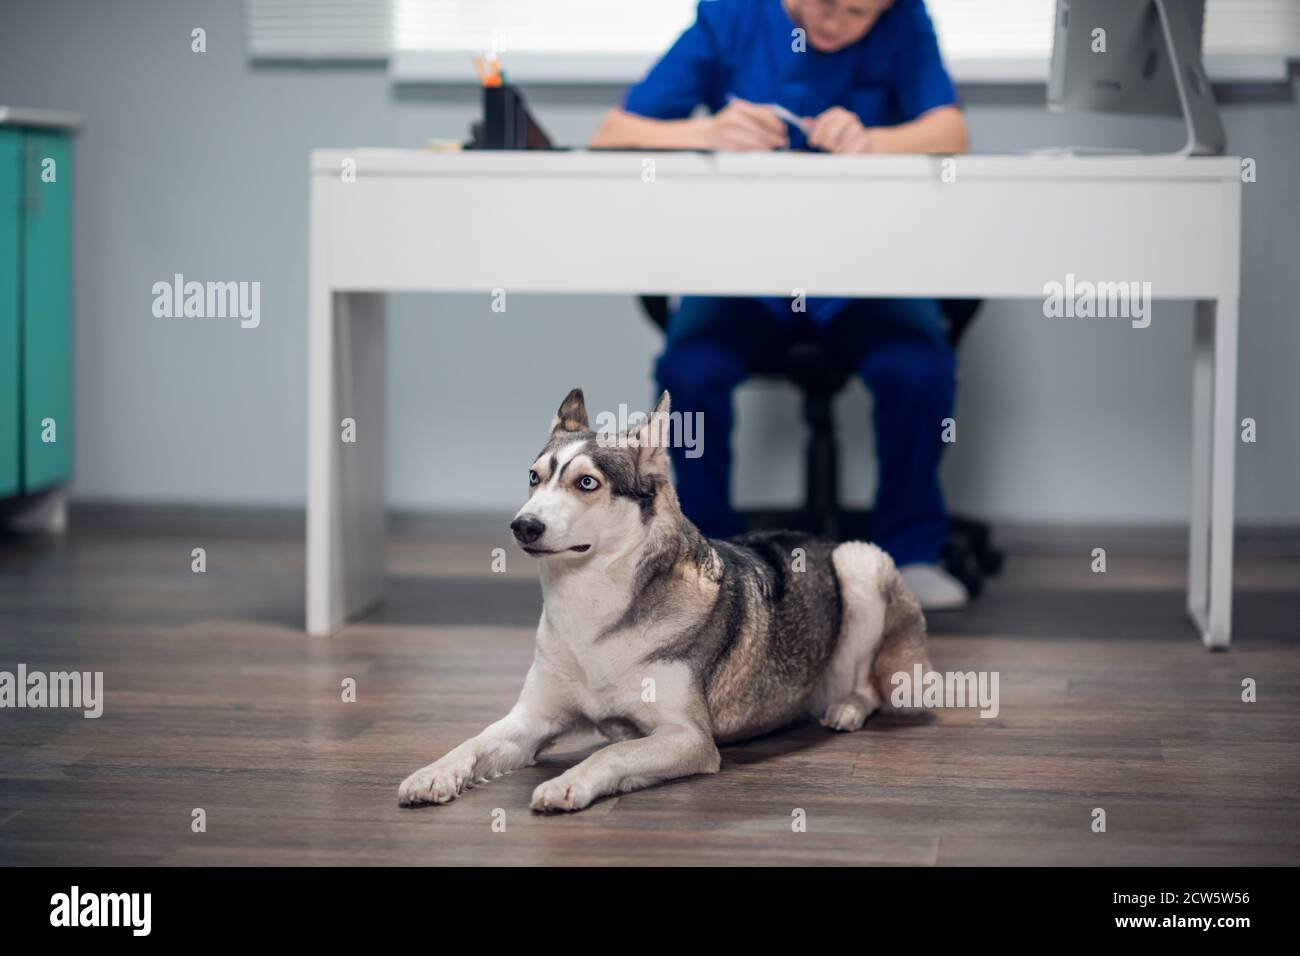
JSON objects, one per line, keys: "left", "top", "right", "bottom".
{"left": 1, "top": 519, "right": 1298, "bottom": 866}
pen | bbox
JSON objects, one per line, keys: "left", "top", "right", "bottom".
{"left": 766, "top": 103, "right": 811, "bottom": 136}
{"left": 724, "top": 93, "right": 810, "bottom": 136}
{"left": 474, "top": 54, "right": 502, "bottom": 87}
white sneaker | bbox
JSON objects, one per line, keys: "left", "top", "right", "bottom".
{"left": 899, "top": 563, "right": 969, "bottom": 611}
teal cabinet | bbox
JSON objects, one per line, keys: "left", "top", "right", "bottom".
{"left": 0, "top": 115, "right": 75, "bottom": 500}
{"left": 0, "top": 130, "right": 20, "bottom": 497}
{"left": 22, "top": 131, "right": 73, "bottom": 492}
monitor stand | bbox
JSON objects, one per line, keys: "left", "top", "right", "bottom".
{"left": 1154, "top": 0, "right": 1226, "bottom": 156}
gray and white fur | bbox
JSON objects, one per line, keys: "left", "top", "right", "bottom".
{"left": 399, "top": 388, "right": 932, "bottom": 812}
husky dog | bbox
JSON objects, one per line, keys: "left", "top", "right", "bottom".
{"left": 398, "top": 389, "right": 932, "bottom": 812}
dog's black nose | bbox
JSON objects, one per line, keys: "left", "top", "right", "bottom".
{"left": 511, "top": 515, "right": 545, "bottom": 545}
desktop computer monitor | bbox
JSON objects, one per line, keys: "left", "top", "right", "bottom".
{"left": 1048, "top": 0, "right": 1225, "bottom": 155}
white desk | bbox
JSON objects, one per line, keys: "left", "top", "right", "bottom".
{"left": 307, "top": 150, "right": 1242, "bottom": 647}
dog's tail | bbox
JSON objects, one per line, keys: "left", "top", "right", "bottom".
{"left": 869, "top": 557, "right": 934, "bottom": 708}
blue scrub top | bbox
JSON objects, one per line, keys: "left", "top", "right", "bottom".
{"left": 623, "top": 0, "right": 959, "bottom": 325}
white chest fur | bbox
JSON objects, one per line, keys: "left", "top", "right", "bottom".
{"left": 534, "top": 569, "right": 698, "bottom": 730}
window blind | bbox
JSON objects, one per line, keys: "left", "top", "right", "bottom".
{"left": 244, "top": 0, "right": 1300, "bottom": 78}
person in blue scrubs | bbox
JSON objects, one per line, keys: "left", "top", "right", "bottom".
{"left": 591, "top": 0, "right": 971, "bottom": 609}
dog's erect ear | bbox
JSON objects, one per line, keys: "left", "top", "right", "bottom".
{"left": 549, "top": 388, "right": 589, "bottom": 435}
{"left": 630, "top": 390, "right": 672, "bottom": 475}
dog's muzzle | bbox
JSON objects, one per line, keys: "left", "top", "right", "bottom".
{"left": 510, "top": 515, "right": 545, "bottom": 545}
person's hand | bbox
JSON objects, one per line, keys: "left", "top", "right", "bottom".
{"left": 701, "top": 97, "right": 788, "bottom": 151}
{"left": 806, "top": 106, "right": 878, "bottom": 154}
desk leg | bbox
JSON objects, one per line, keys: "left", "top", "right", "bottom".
{"left": 1187, "top": 298, "right": 1237, "bottom": 649}
{"left": 307, "top": 290, "right": 388, "bottom": 636}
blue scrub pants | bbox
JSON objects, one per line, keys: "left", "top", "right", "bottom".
{"left": 654, "top": 296, "right": 955, "bottom": 566}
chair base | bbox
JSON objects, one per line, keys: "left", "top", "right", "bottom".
{"left": 737, "top": 508, "right": 1004, "bottom": 600}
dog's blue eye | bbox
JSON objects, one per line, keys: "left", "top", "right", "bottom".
{"left": 578, "top": 476, "right": 600, "bottom": 492}
{"left": 529, "top": 470, "right": 540, "bottom": 486}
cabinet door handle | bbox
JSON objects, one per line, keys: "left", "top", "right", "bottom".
{"left": 24, "top": 141, "right": 40, "bottom": 216}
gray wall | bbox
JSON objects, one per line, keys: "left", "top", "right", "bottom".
{"left": 2, "top": 0, "right": 1296, "bottom": 523}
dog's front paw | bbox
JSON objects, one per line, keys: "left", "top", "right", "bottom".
{"left": 820, "top": 699, "right": 870, "bottom": 732}
{"left": 530, "top": 775, "right": 595, "bottom": 813}
{"left": 398, "top": 758, "right": 472, "bottom": 807}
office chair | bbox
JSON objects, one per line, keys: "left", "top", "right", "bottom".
{"left": 638, "top": 295, "right": 1004, "bottom": 598}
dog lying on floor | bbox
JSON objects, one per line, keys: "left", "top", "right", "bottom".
{"left": 399, "top": 388, "right": 932, "bottom": 812}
